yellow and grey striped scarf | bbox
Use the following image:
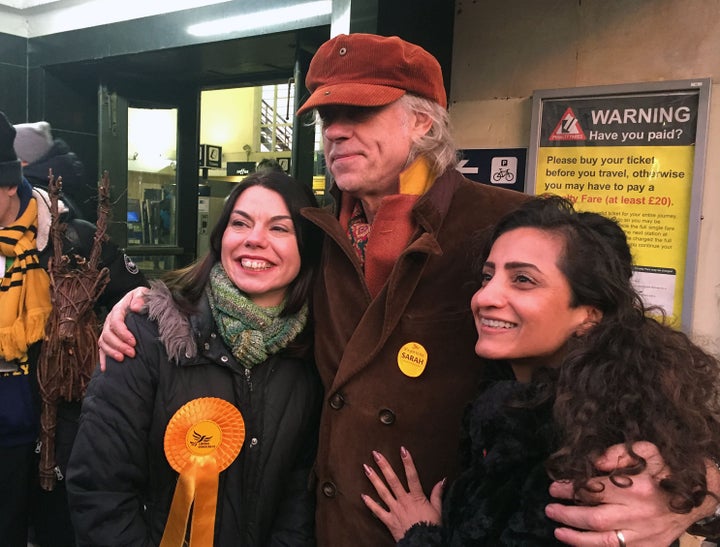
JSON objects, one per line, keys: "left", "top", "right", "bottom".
{"left": 0, "top": 197, "right": 51, "bottom": 361}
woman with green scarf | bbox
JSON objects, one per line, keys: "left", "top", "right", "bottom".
{"left": 66, "top": 171, "right": 323, "bottom": 546}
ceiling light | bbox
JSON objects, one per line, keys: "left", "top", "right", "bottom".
{"left": 187, "top": 0, "right": 331, "bottom": 37}
{"left": 0, "top": 0, "right": 60, "bottom": 8}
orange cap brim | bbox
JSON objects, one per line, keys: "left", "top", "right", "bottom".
{"left": 296, "top": 83, "right": 405, "bottom": 116}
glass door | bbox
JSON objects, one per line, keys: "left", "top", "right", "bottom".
{"left": 127, "top": 106, "right": 178, "bottom": 272}
{"left": 99, "top": 83, "right": 199, "bottom": 278}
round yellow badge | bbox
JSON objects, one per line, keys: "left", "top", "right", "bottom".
{"left": 397, "top": 342, "right": 428, "bottom": 378}
{"left": 164, "top": 397, "right": 245, "bottom": 473}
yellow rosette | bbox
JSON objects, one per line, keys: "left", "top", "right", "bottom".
{"left": 160, "top": 397, "right": 245, "bottom": 547}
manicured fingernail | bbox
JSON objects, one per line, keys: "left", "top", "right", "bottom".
{"left": 363, "top": 464, "right": 373, "bottom": 476}
{"left": 400, "top": 446, "right": 408, "bottom": 458}
{"left": 372, "top": 450, "right": 381, "bottom": 462}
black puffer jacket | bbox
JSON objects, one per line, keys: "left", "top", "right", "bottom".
{"left": 67, "top": 284, "right": 322, "bottom": 546}
{"left": 22, "top": 138, "right": 90, "bottom": 221}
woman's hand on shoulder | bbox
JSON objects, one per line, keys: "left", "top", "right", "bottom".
{"left": 361, "top": 447, "right": 443, "bottom": 542}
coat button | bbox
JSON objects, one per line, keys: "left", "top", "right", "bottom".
{"left": 204, "top": 342, "right": 210, "bottom": 350}
{"left": 220, "top": 355, "right": 229, "bottom": 363}
{"left": 378, "top": 408, "right": 396, "bottom": 425}
{"left": 329, "top": 392, "right": 345, "bottom": 410}
{"left": 321, "top": 481, "right": 337, "bottom": 498}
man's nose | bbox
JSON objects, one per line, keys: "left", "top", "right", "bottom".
{"left": 323, "top": 116, "right": 352, "bottom": 140}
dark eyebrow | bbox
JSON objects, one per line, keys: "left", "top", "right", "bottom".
{"left": 504, "top": 261, "right": 541, "bottom": 272}
{"left": 483, "top": 260, "right": 541, "bottom": 272}
{"left": 231, "top": 210, "right": 293, "bottom": 223}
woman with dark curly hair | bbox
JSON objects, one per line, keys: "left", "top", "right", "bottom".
{"left": 362, "top": 195, "right": 720, "bottom": 546}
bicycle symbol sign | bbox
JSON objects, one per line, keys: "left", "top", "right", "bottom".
{"left": 490, "top": 157, "right": 518, "bottom": 185}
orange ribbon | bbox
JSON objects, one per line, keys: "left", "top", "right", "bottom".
{"left": 160, "top": 397, "right": 245, "bottom": 547}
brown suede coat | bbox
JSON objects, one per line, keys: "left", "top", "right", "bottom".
{"left": 302, "top": 167, "right": 530, "bottom": 547}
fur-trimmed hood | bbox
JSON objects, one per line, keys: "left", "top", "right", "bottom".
{"left": 144, "top": 280, "right": 198, "bottom": 362}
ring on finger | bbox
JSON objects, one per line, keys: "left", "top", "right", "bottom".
{"left": 615, "top": 530, "right": 627, "bottom": 547}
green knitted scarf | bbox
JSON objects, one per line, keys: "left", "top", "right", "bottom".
{"left": 207, "top": 262, "right": 308, "bottom": 369}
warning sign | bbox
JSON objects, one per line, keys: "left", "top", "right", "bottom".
{"left": 539, "top": 94, "right": 698, "bottom": 147}
{"left": 528, "top": 80, "right": 710, "bottom": 329}
{"left": 549, "top": 107, "right": 587, "bottom": 141}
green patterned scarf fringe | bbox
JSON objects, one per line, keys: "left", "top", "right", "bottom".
{"left": 207, "top": 262, "right": 308, "bottom": 369}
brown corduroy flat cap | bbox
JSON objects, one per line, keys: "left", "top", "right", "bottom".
{"left": 296, "top": 33, "right": 446, "bottom": 116}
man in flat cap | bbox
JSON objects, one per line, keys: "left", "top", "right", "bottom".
{"left": 97, "top": 34, "right": 720, "bottom": 546}
{"left": 293, "top": 33, "right": 531, "bottom": 545}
